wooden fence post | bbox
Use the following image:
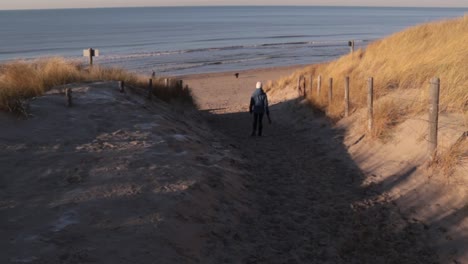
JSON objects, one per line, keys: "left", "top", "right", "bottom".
{"left": 164, "top": 78, "right": 168, "bottom": 87}
{"left": 367, "top": 77, "right": 374, "bottom": 132}
{"left": 328, "top": 78, "right": 333, "bottom": 113}
{"left": 309, "top": 74, "right": 313, "bottom": 97}
{"left": 297, "top": 75, "right": 302, "bottom": 97}
{"left": 119, "top": 81, "right": 125, "bottom": 93}
{"left": 148, "top": 79, "right": 153, "bottom": 99}
{"left": 303, "top": 76, "right": 307, "bottom": 98}
{"left": 429, "top": 77, "right": 440, "bottom": 159}
{"left": 317, "top": 75, "right": 322, "bottom": 97}
{"left": 344, "top": 76, "right": 350, "bottom": 117}
{"left": 65, "top": 88, "right": 72, "bottom": 107}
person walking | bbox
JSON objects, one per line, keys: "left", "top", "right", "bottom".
{"left": 249, "top": 81, "right": 271, "bottom": 136}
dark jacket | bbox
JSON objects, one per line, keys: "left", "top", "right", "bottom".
{"left": 249, "top": 88, "right": 269, "bottom": 114}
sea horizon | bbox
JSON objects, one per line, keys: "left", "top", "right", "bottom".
{"left": 1, "top": 6, "right": 467, "bottom": 75}
{"left": 1, "top": 5, "right": 467, "bottom": 11}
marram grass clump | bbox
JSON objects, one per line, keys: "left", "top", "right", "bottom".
{"left": 0, "top": 58, "right": 193, "bottom": 113}
{"left": 266, "top": 16, "right": 468, "bottom": 138}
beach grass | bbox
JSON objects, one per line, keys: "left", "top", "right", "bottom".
{"left": 267, "top": 16, "right": 468, "bottom": 138}
{"left": 0, "top": 58, "right": 193, "bottom": 113}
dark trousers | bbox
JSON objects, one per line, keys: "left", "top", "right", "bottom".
{"left": 252, "top": 113, "right": 264, "bottom": 136}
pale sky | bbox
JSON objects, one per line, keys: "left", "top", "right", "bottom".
{"left": 0, "top": 0, "right": 467, "bottom": 10}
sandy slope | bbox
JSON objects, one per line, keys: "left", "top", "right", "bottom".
{"left": 338, "top": 102, "right": 467, "bottom": 263}
{"left": 0, "top": 82, "right": 250, "bottom": 263}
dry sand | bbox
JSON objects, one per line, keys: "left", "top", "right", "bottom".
{"left": 0, "top": 82, "right": 250, "bottom": 263}
{"left": 0, "top": 65, "right": 461, "bottom": 263}
{"left": 337, "top": 96, "right": 468, "bottom": 263}
{"left": 179, "top": 65, "right": 305, "bottom": 113}
{"left": 183, "top": 66, "right": 439, "bottom": 263}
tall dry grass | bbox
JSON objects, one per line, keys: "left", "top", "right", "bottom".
{"left": 266, "top": 16, "right": 468, "bottom": 138}
{"left": 0, "top": 58, "right": 193, "bottom": 113}
{"left": 433, "top": 134, "right": 468, "bottom": 176}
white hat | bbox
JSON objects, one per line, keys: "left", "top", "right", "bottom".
{"left": 256, "top": 81, "right": 263, "bottom": 89}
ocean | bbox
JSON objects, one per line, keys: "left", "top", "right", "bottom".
{"left": 0, "top": 6, "right": 466, "bottom": 76}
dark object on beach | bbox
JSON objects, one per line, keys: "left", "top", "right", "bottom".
{"left": 151, "top": 70, "right": 156, "bottom": 78}
{"left": 235, "top": 73, "right": 239, "bottom": 78}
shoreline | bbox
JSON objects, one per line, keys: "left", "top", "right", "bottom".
{"left": 177, "top": 64, "right": 308, "bottom": 80}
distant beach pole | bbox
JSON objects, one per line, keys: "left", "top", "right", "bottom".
{"left": 83, "top": 48, "right": 99, "bottom": 67}
{"left": 348, "top": 40, "right": 355, "bottom": 53}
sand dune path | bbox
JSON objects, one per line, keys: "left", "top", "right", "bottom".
{"left": 185, "top": 68, "right": 437, "bottom": 263}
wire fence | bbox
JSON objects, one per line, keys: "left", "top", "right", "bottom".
{"left": 297, "top": 74, "right": 467, "bottom": 159}
{"left": 379, "top": 94, "right": 467, "bottom": 135}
